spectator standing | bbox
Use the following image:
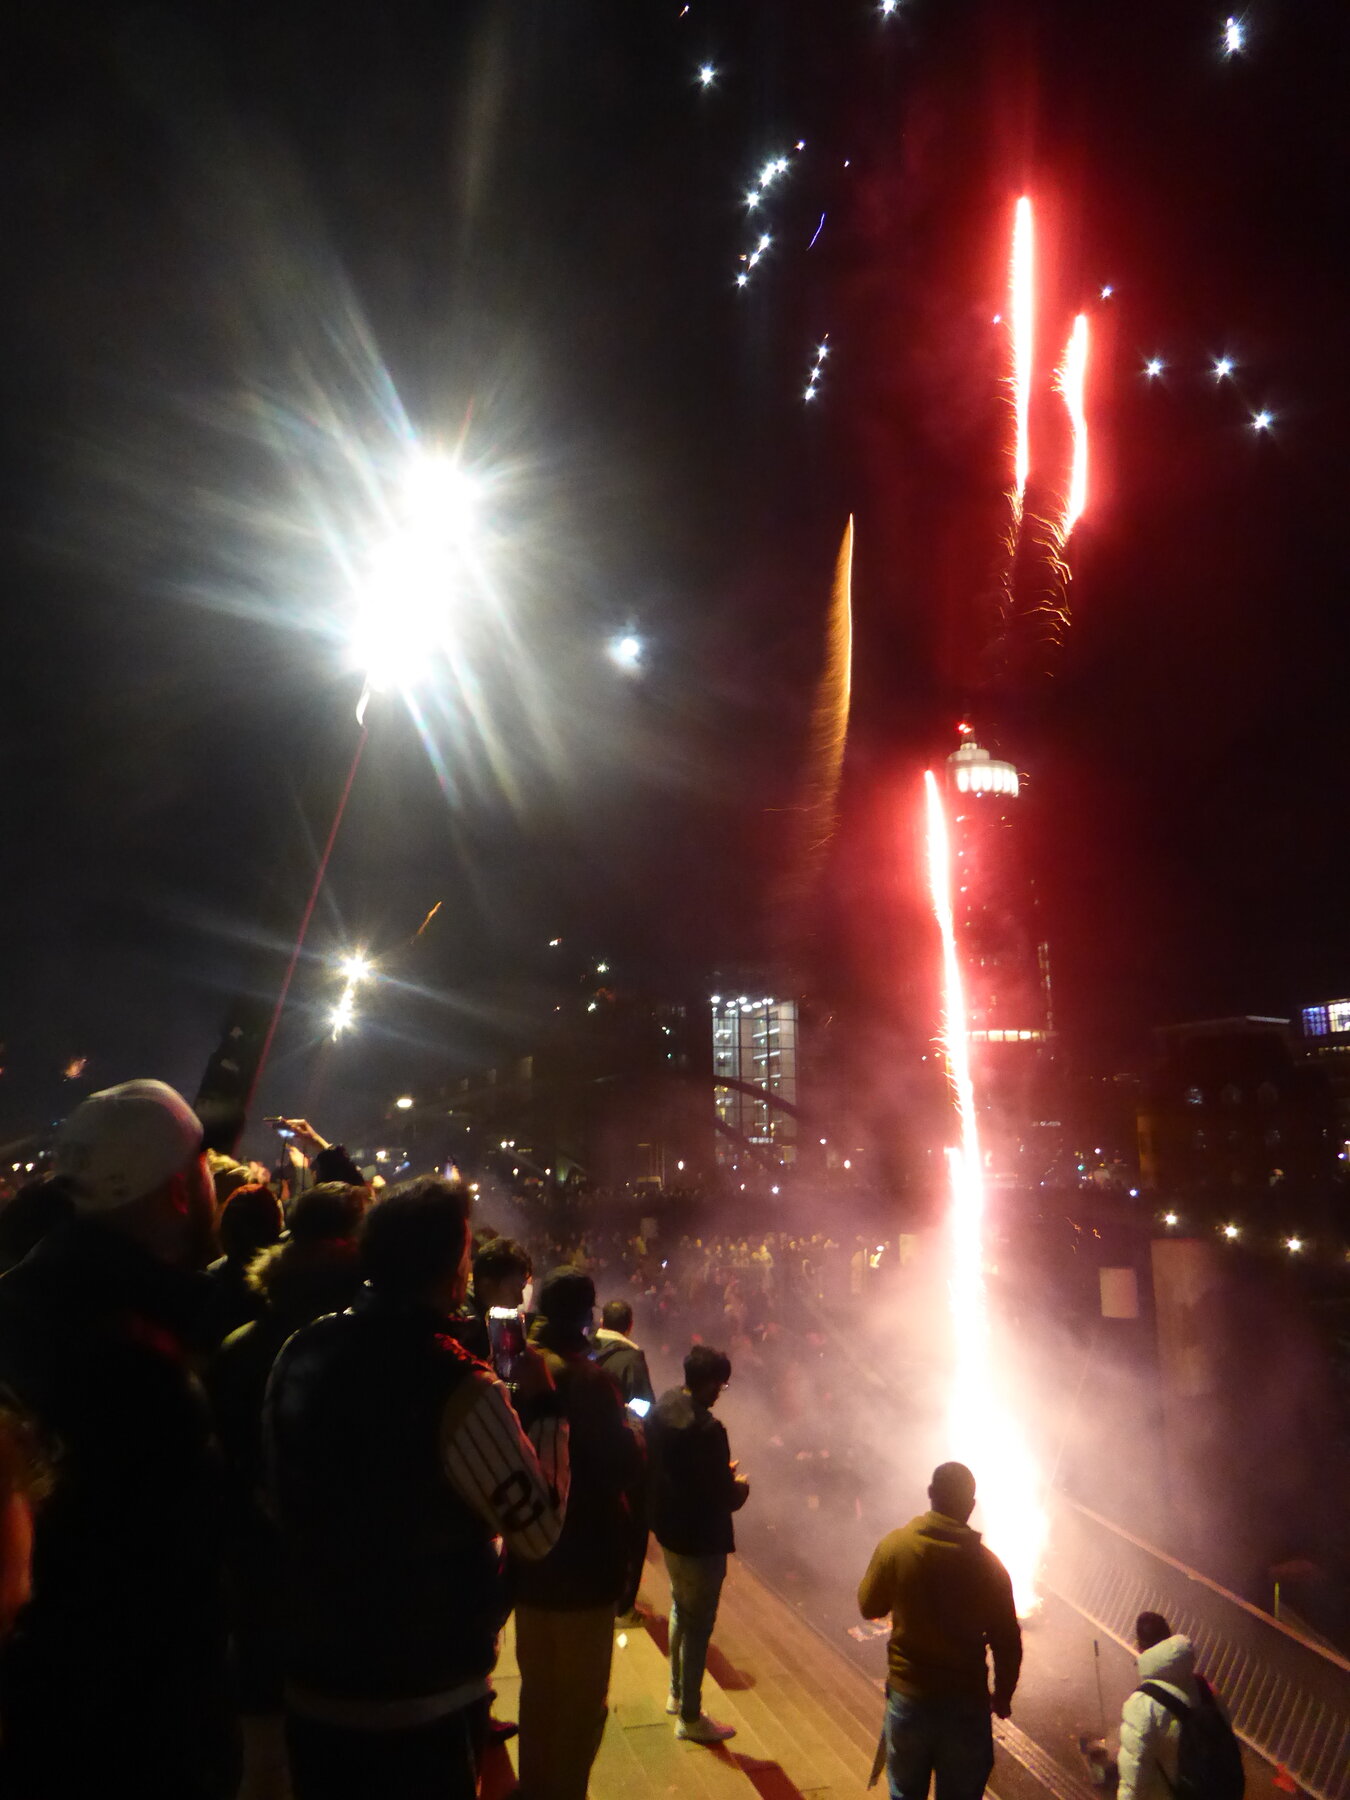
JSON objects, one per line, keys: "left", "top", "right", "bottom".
{"left": 1118, "top": 1611, "right": 1243, "bottom": 1800}
{"left": 206, "top": 1182, "right": 365, "bottom": 1718}
{"left": 647, "top": 1344, "right": 749, "bottom": 1743}
{"left": 593, "top": 1297, "right": 655, "bottom": 1622}
{"left": 200, "top": 1180, "right": 284, "bottom": 1348}
{"left": 0, "top": 1079, "right": 237, "bottom": 1800}
{"left": 593, "top": 1298, "right": 656, "bottom": 1409}
{"left": 265, "top": 1178, "right": 569, "bottom": 1800}
{"left": 514, "top": 1269, "right": 642, "bottom": 1800}
{"left": 857, "top": 1461, "right": 1022, "bottom": 1800}
{"left": 448, "top": 1235, "right": 533, "bottom": 1362}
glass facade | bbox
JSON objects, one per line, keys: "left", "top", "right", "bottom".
{"left": 1302, "top": 1001, "right": 1350, "bottom": 1038}
{"left": 711, "top": 995, "right": 798, "bottom": 1164}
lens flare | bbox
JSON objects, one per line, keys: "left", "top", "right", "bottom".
{"left": 1009, "top": 197, "right": 1035, "bottom": 513}
{"left": 924, "top": 770, "right": 1046, "bottom": 1616}
{"left": 1056, "top": 314, "right": 1090, "bottom": 538}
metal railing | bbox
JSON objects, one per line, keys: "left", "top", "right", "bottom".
{"left": 1046, "top": 1499, "right": 1350, "bottom": 1800}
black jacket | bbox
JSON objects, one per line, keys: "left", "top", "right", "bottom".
{"left": 592, "top": 1329, "right": 655, "bottom": 1408}
{"left": 647, "top": 1385, "right": 744, "bottom": 1556}
{"left": 0, "top": 1219, "right": 237, "bottom": 1797}
{"left": 513, "top": 1326, "right": 642, "bottom": 1610}
{"left": 265, "top": 1290, "right": 503, "bottom": 1702}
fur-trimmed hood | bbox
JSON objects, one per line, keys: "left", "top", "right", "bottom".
{"left": 245, "top": 1236, "right": 360, "bottom": 1330}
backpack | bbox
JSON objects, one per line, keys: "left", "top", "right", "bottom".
{"left": 1138, "top": 1677, "right": 1245, "bottom": 1800}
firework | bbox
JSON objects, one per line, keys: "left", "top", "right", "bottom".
{"left": 775, "top": 519, "right": 854, "bottom": 940}
{"left": 1055, "top": 315, "right": 1089, "bottom": 538}
{"left": 1009, "top": 197, "right": 1035, "bottom": 513}
{"left": 924, "top": 771, "right": 1047, "bottom": 1616}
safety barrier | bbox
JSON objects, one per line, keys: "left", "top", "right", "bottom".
{"left": 1046, "top": 1499, "right": 1350, "bottom": 1800}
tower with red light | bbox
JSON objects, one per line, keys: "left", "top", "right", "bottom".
{"left": 943, "top": 732, "right": 1052, "bottom": 1176}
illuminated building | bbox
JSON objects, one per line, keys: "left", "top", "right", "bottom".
{"left": 711, "top": 992, "right": 799, "bottom": 1167}
{"left": 1138, "top": 1017, "right": 1337, "bottom": 1195}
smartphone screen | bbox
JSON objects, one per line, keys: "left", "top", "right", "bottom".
{"left": 627, "top": 1397, "right": 651, "bottom": 1419}
{"left": 487, "top": 1306, "right": 526, "bottom": 1382}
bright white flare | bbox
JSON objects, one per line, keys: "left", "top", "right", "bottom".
{"left": 340, "top": 953, "right": 373, "bottom": 982}
{"left": 1213, "top": 356, "right": 1235, "bottom": 379}
{"left": 349, "top": 454, "right": 479, "bottom": 697}
{"left": 925, "top": 772, "right": 1047, "bottom": 1617}
{"left": 1224, "top": 16, "right": 1244, "bottom": 56}
{"left": 1145, "top": 358, "right": 1165, "bottom": 378}
{"left": 1251, "top": 410, "right": 1273, "bottom": 432}
{"left": 1056, "top": 315, "right": 1090, "bottom": 537}
{"left": 1009, "top": 197, "right": 1035, "bottom": 508}
{"left": 698, "top": 63, "right": 717, "bottom": 87}
{"left": 609, "top": 634, "right": 643, "bottom": 671}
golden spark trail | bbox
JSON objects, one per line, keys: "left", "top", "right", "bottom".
{"left": 1009, "top": 197, "right": 1035, "bottom": 517}
{"left": 1056, "top": 314, "right": 1089, "bottom": 538}
{"left": 806, "top": 515, "right": 854, "bottom": 853}
{"left": 775, "top": 517, "right": 854, "bottom": 947}
{"left": 924, "top": 770, "right": 1047, "bottom": 1616}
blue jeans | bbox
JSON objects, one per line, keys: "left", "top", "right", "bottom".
{"left": 884, "top": 1690, "right": 994, "bottom": 1800}
{"left": 663, "top": 1549, "right": 726, "bottom": 1722}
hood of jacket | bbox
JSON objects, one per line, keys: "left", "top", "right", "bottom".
{"left": 1137, "top": 1634, "right": 1196, "bottom": 1689}
{"left": 593, "top": 1328, "right": 639, "bottom": 1354}
{"left": 905, "top": 1509, "right": 986, "bottom": 1559}
{"left": 246, "top": 1235, "right": 361, "bottom": 1331}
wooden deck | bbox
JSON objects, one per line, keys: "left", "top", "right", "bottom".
{"left": 485, "top": 1548, "right": 884, "bottom": 1800}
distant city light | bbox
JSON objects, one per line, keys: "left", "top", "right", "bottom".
{"left": 1145, "top": 358, "right": 1165, "bottom": 379}
{"left": 1285, "top": 1235, "right": 1304, "bottom": 1254}
{"left": 697, "top": 63, "right": 717, "bottom": 87}
{"left": 1251, "top": 410, "right": 1273, "bottom": 432}
{"left": 395, "top": 1096, "right": 414, "bottom": 1111}
{"left": 1223, "top": 16, "right": 1244, "bottom": 56}
{"left": 608, "top": 634, "right": 643, "bottom": 670}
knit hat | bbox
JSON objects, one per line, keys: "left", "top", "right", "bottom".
{"left": 536, "top": 1266, "right": 596, "bottom": 1328}
{"left": 54, "top": 1080, "right": 204, "bottom": 1214}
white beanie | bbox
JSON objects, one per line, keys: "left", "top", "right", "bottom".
{"left": 54, "top": 1080, "right": 204, "bottom": 1214}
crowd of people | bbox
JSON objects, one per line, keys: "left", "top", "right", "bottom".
{"left": 0, "top": 1079, "right": 1247, "bottom": 1800}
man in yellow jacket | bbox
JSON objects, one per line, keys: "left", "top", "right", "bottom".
{"left": 858, "top": 1463, "right": 1021, "bottom": 1800}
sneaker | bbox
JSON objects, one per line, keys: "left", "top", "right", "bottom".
{"left": 676, "top": 1714, "right": 736, "bottom": 1743}
{"left": 666, "top": 1692, "right": 680, "bottom": 1715}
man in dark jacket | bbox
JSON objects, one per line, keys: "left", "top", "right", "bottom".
{"left": 858, "top": 1462, "right": 1022, "bottom": 1800}
{"left": 205, "top": 1183, "right": 364, "bottom": 1715}
{"left": 514, "top": 1268, "right": 642, "bottom": 1800}
{"left": 0, "top": 1079, "right": 238, "bottom": 1800}
{"left": 265, "top": 1178, "right": 569, "bottom": 1800}
{"left": 593, "top": 1298, "right": 655, "bottom": 1621}
{"left": 647, "top": 1343, "right": 749, "bottom": 1743}
{"left": 593, "top": 1299, "right": 656, "bottom": 1409}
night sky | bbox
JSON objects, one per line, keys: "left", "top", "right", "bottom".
{"left": 2, "top": 0, "right": 1348, "bottom": 1137}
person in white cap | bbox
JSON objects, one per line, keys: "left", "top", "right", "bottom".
{"left": 0, "top": 1079, "right": 239, "bottom": 1800}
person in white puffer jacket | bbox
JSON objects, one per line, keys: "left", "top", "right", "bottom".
{"left": 1118, "top": 1612, "right": 1219, "bottom": 1800}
